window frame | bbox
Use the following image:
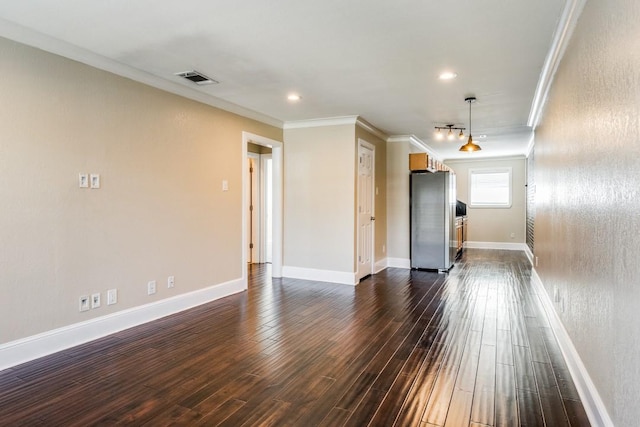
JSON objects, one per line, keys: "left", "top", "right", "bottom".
{"left": 468, "top": 167, "right": 513, "bottom": 208}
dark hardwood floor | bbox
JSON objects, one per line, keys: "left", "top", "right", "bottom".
{"left": 0, "top": 249, "right": 590, "bottom": 426}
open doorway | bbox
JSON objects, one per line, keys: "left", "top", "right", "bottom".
{"left": 242, "top": 132, "right": 283, "bottom": 285}
{"left": 246, "top": 147, "right": 273, "bottom": 265}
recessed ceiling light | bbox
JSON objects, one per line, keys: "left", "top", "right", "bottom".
{"left": 479, "top": 135, "right": 487, "bottom": 139}
{"left": 438, "top": 71, "right": 458, "bottom": 80}
{"left": 287, "top": 94, "right": 301, "bottom": 101}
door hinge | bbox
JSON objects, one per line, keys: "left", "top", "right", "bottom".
{"left": 249, "top": 167, "right": 253, "bottom": 173}
{"left": 250, "top": 243, "right": 254, "bottom": 249}
{"left": 250, "top": 205, "right": 253, "bottom": 211}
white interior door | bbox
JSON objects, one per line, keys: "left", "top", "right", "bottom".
{"left": 357, "top": 140, "right": 375, "bottom": 280}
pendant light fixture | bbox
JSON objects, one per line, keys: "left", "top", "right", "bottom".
{"left": 459, "top": 97, "right": 482, "bottom": 152}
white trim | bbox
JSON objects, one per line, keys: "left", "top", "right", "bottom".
{"left": 387, "top": 257, "right": 412, "bottom": 269}
{"left": 242, "top": 132, "right": 283, "bottom": 278}
{"left": 527, "top": 0, "right": 587, "bottom": 128}
{"left": 530, "top": 269, "right": 614, "bottom": 427}
{"left": 0, "top": 278, "right": 245, "bottom": 371}
{"left": 0, "top": 18, "right": 282, "bottom": 129}
{"left": 282, "top": 266, "right": 358, "bottom": 286}
{"left": 524, "top": 244, "right": 534, "bottom": 265}
{"left": 464, "top": 241, "right": 528, "bottom": 251}
{"left": 446, "top": 155, "right": 526, "bottom": 164}
{"left": 356, "top": 117, "right": 388, "bottom": 141}
{"left": 374, "top": 258, "right": 388, "bottom": 273}
{"left": 283, "top": 116, "right": 358, "bottom": 129}
{"left": 387, "top": 135, "right": 441, "bottom": 162}
{"left": 525, "top": 131, "right": 536, "bottom": 158}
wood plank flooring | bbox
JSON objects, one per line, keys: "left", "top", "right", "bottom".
{"left": 0, "top": 249, "right": 590, "bottom": 426}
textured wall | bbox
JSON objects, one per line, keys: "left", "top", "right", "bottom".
{"left": 534, "top": 0, "right": 640, "bottom": 424}
{"left": 0, "top": 37, "right": 282, "bottom": 344}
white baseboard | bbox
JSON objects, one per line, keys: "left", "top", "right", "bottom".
{"left": 282, "top": 265, "right": 357, "bottom": 285}
{"left": 465, "top": 241, "right": 528, "bottom": 251}
{"left": 0, "top": 278, "right": 246, "bottom": 372}
{"left": 530, "top": 268, "right": 613, "bottom": 427}
{"left": 374, "top": 259, "right": 388, "bottom": 274}
{"left": 524, "top": 244, "right": 534, "bottom": 264}
{"left": 386, "top": 257, "right": 411, "bottom": 269}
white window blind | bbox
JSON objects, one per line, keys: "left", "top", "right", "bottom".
{"left": 469, "top": 168, "right": 512, "bottom": 208}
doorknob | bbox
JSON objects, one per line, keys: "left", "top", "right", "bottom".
{"left": 371, "top": 216, "right": 376, "bottom": 221}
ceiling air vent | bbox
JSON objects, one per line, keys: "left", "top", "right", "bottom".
{"left": 175, "top": 70, "right": 218, "bottom": 85}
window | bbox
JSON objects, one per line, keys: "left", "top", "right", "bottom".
{"left": 469, "top": 167, "right": 512, "bottom": 208}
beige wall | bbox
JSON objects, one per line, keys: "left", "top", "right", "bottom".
{"left": 283, "top": 125, "right": 356, "bottom": 272}
{"left": 386, "top": 140, "right": 418, "bottom": 261}
{"left": 355, "top": 126, "right": 387, "bottom": 265}
{"left": 534, "top": 0, "right": 640, "bottom": 424}
{"left": 446, "top": 157, "right": 526, "bottom": 244}
{"left": 0, "top": 37, "right": 281, "bottom": 344}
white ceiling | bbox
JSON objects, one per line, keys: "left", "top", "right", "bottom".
{"left": 0, "top": 0, "right": 566, "bottom": 160}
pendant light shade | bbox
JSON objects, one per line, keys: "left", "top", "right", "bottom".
{"left": 459, "top": 97, "right": 482, "bottom": 152}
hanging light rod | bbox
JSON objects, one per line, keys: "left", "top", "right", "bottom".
{"left": 434, "top": 124, "right": 466, "bottom": 141}
{"left": 459, "top": 96, "right": 482, "bottom": 152}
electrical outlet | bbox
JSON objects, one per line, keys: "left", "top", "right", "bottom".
{"left": 148, "top": 280, "right": 156, "bottom": 295}
{"left": 167, "top": 276, "right": 175, "bottom": 288}
{"left": 107, "top": 289, "right": 118, "bottom": 305}
{"left": 510, "top": 232, "right": 515, "bottom": 239}
{"left": 91, "top": 293, "right": 101, "bottom": 309}
{"left": 79, "top": 295, "right": 90, "bottom": 312}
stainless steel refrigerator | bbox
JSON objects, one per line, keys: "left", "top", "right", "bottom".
{"left": 410, "top": 171, "right": 457, "bottom": 271}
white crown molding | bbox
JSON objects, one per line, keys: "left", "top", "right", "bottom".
{"left": 387, "top": 135, "right": 441, "bottom": 161}
{"left": 530, "top": 269, "right": 614, "bottom": 427}
{"left": 283, "top": 116, "right": 359, "bottom": 129}
{"left": 0, "top": 277, "right": 246, "bottom": 371}
{"left": 282, "top": 265, "right": 357, "bottom": 285}
{"left": 445, "top": 155, "right": 526, "bottom": 164}
{"left": 356, "top": 117, "right": 388, "bottom": 141}
{"left": 525, "top": 131, "right": 536, "bottom": 158}
{"left": 527, "top": 0, "right": 588, "bottom": 128}
{"left": 0, "top": 17, "right": 283, "bottom": 129}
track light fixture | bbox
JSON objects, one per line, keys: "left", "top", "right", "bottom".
{"left": 459, "top": 97, "right": 482, "bottom": 152}
{"left": 434, "top": 124, "right": 466, "bottom": 141}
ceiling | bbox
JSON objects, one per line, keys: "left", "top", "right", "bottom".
{"left": 0, "top": 0, "right": 566, "bottom": 160}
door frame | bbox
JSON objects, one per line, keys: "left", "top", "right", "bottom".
{"left": 242, "top": 132, "right": 283, "bottom": 284}
{"left": 357, "top": 138, "right": 376, "bottom": 282}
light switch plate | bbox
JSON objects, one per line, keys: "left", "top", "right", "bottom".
{"left": 91, "top": 292, "right": 101, "bottom": 309}
{"left": 222, "top": 180, "right": 229, "bottom": 191}
{"left": 79, "top": 174, "right": 89, "bottom": 188}
{"left": 90, "top": 174, "right": 100, "bottom": 189}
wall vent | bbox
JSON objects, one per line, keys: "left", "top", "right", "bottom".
{"left": 175, "top": 70, "right": 218, "bottom": 85}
